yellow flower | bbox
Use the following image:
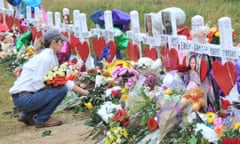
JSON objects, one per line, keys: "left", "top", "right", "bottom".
{"left": 207, "top": 112, "right": 215, "bottom": 118}
{"left": 121, "top": 88, "right": 127, "bottom": 93}
{"left": 121, "top": 94, "right": 129, "bottom": 101}
{"left": 84, "top": 102, "right": 93, "bottom": 110}
{"left": 165, "top": 89, "right": 173, "bottom": 95}
{"left": 234, "top": 122, "right": 240, "bottom": 129}
{"left": 210, "top": 27, "right": 217, "bottom": 32}
{"left": 215, "top": 31, "right": 220, "bottom": 37}
{"left": 207, "top": 117, "right": 214, "bottom": 124}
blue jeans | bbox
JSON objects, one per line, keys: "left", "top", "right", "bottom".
{"left": 13, "top": 86, "right": 68, "bottom": 124}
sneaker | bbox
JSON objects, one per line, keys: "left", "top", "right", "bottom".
{"left": 18, "top": 115, "right": 35, "bottom": 126}
{"left": 35, "top": 118, "right": 63, "bottom": 128}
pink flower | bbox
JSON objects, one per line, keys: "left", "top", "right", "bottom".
{"left": 118, "top": 68, "right": 128, "bottom": 76}
{"left": 213, "top": 117, "right": 223, "bottom": 126}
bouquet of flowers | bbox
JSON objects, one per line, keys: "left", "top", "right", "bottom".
{"left": 208, "top": 27, "right": 236, "bottom": 44}
{"left": 111, "top": 65, "right": 139, "bottom": 89}
{"left": 44, "top": 62, "right": 76, "bottom": 87}
{"left": 104, "top": 127, "right": 128, "bottom": 144}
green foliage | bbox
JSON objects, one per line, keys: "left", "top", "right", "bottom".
{"left": 161, "top": 120, "right": 208, "bottom": 144}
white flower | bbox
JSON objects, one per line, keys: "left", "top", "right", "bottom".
{"left": 195, "top": 123, "right": 219, "bottom": 143}
{"left": 97, "top": 102, "right": 122, "bottom": 123}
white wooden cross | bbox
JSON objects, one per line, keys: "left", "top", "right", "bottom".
{"left": 126, "top": 10, "right": 143, "bottom": 58}
{"left": 218, "top": 17, "right": 238, "bottom": 62}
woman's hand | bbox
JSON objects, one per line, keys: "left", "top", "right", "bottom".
{"left": 72, "top": 85, "right": 89, "bottom": 96}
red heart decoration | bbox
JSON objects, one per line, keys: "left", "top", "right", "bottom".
{"left": 107, "top": 40, "right": 117, "bottom": 63}
{"left": 0, "top": 13, "right": 3, "bottom": 23}
{"left": 36, "top": 31, "right": 43, "bottom": 39}
{"left": 31, "top": 26, "right": 37, "bottom": 41}
{"left": 92, "top": 37, "right": 106, "bottom": 59}
{"left": 212, "top": 60, "right": 237, "bottom": 96}
{"left": 14, "top": 18, "right": 21, "bottom": 32}
{"left": 23, "top": 26, "right": 28, "bottom": 33}
{"left": 76, "top": 41, "right": 89, "bottom": 62}
{"left": 70, "top": 34, "right": 78, "bottom": 55}
{"left": 200, "top": 58, "right": 208, "bottom": 81}
{"left": 160, "top": 46, "right": 179, "bottom": 71}
{"left": 144, "top": 47, "right": 158, "bottom": 60}
{"left": 6, "top": 15, "right": 14, "bottom": 30}
{"left": 127, "top": 41, "right": 140, "bottom": 61}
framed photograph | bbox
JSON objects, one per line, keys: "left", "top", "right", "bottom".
{"left": 144, "top": 14, "right": 153, "bottom": 36}
{"left": 161, "top": 11, "right": 172, "bottom": 35}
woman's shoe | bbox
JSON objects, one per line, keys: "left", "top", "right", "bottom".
{"left": 18, "top": 115, "right": 35, "bottom": 126}
{"left": 35, "top": 118, "right": 62, "bottom": 128}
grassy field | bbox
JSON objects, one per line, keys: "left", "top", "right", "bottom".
{"left": 1, "top": 0, "right": 240, "bottom": 139}
{"left": 42, "top": 0, "right": 240, "bottom": 37}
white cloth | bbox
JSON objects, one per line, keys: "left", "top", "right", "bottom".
{"left": 9, "top": 48, "right": 74, "bottom": 94}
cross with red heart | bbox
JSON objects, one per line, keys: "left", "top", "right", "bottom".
{"left": 6, "top": 15, "right": 14, "bottom": 30}
{"left": 76, "top": 40, "right": 89, "bottom": 62}
{"left": 127, "top": 41, "right": 140, "bottom": 61}
{"left": 161, "top": 46, "right": 179, "bottom": 71}
{"left": 212, "top": 60, "right": 237, "bottom": 96}
{"left": 144, "top": 47, "right": 158, "bottom": 60}
{"left": 92, "top": 37, "right": 106, "bottom": 59}
{"left": 106, "top": 40, "right": 116, "bottom": 63}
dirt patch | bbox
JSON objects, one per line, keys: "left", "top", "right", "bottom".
{"left": 0, "top": 112, "right": 97, "bottom": 144}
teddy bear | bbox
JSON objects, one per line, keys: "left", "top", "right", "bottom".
{"left": 180, "top": 88, "right": 205, "bottom": 112}
{"left": 135, "top": 57, "right": 163, "bottom": 73}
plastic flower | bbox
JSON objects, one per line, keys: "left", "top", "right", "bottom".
{"left": 84, "top": 102, "right": 93, "bottom": 110}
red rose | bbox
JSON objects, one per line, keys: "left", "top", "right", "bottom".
{"left": 147, "top": 117, "right": 158, "bottom": 131}
{"left": 111, "top": 90, "right": 121, "bottom": 98}
{"left": 221, "top": 100, "right": 230, "bottom": 110}
{"left": 112, "top": 109, "right": 130, "bottom": 126}
{"left": 221, "top": 112, "right": 227, "bottom": 118}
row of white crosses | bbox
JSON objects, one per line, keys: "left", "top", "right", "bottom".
{"left": 0, "top": 0, "right": 238, "bottom": 63}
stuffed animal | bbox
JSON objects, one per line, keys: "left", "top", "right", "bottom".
{"left": 135, "top": 57, "right": 162, "bottom": 73}
{"left": 181, "top": 88, "right": 205, "bottom": 112}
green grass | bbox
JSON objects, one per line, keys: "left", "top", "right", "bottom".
{"left": 42, "top": 0, "right": 240, "bottom": 39}
{"left": 0, "top": 61, "right": 17, "bottom": 138}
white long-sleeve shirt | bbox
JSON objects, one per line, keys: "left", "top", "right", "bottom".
{"left": 9, "top": 48, "right": 74, "bottom": 94}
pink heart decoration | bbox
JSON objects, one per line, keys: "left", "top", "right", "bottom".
{"left": 107, "top": 40, "right": 117, "bottom": 63}
{"left": 200, "top": 58, "right": 208, "bottom": 81}
{"left": 144, "top": 47, "right": 158, "bottom": 60}
{"left": 127, "top": 41, "right": 140, "bottom": 61}
{"left": 92, "top": 37, "right": 106, "bottom": 59}
{"left": 76, "top": 41, "right": 89, "bottom": 62}
{"left": 212, "top": 60, "right": 237, "bottom": 96}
